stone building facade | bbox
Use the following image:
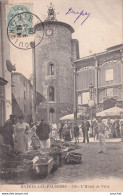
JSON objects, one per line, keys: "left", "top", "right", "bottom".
{"left": 34, "top": 5, "right": 79, "bottom": 123}
{"left": 74, "top": 44, "right": 123, "bottom": 114}
{"left": 0, "top": 0, "right": 12, "bottom": 125}
{"left": 12, "top": 72, "right": 33, "bottom": 123}
{"left": 12, "top": 72, "right": 46, "bottom": 123}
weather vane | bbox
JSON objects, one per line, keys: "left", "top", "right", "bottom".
{"left": 46, "top": 3, "right": 59, "bottom": 21}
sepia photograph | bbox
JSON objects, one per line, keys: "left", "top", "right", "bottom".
{"left": 0, "top": 0, "right": 123, "bottom": 192}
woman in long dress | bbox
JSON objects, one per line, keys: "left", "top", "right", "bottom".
{"left": 14, "top": 116, "right": 29, "bottom": 153}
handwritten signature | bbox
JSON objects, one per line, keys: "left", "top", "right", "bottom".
{"left": 65, "top": 7, "right": 90, "bottom": 25}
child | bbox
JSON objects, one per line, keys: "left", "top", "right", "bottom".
{"left": 31, "top": 133, "right": 40, "bottom": 150}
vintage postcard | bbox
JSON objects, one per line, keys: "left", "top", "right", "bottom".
{"left": 0, "top": 0, "right": 123, "bottom": 192}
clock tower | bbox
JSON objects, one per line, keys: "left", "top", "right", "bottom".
{"left": 34, "top": 3, "right": 79, "bottom": 123}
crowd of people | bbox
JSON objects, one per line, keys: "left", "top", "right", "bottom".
{"left": 92, "top": 118, "right": 121, "bottom": 140}
{"left": 0, "top": 114, "right": 122, "bottom": 155}
{"left": 58, "top": 117, "right": 122, "bottom": 153}
{"left": 0, "top": 115, "right": 51, "bottom": 154}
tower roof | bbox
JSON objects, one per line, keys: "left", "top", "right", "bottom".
{"left": 35, "top": 20, "right": 74, "bottom": 33}
{"left": 34, "top": 3, "right": 74, "bottom": 33}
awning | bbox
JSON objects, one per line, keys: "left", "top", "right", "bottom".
{"left": 96, "top": 106, "right": 123, "bottom": 117}
{"left": 60, "top": 113, "right": 82, "bottom": 121}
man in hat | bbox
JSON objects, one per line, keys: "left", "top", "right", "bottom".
{"left": 3, "top": 114, "right": 17, "bottom": 150}
{"left": 82, "top": 117, "right": 90, "bottom": 143}
{"left": 74, "top": 123, "right": 79, "bottom": 143}
{"left": 36, "top": 117, "right": 51, "bottom": 149}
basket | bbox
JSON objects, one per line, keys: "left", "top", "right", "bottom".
{"left": 32, "top": 158, "right": 54, "bottom": 178}
{"left": 58, "top": 148, "right": 68, "bottom": 166}
{"left": 19, "top": 150, "right": 40, "bottom": 160}
{"left": 49, "top": 148, "right": 60, "bottom": 167}
{"left": 66, "top": 152, "right": 82, "bottom": 164}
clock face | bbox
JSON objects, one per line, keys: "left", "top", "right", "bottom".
{"left": 46, "top": 29, "right": 53, "bottom": 36}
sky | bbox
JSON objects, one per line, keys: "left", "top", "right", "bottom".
{"left": 9, "top": 0, "right": 122, "bottom": 78}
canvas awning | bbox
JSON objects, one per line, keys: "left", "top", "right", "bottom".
{"left": 60, "top": 113, "right": 82, "bottom": 121}
{"left": 96, "top": 106, "right": 123, "bottom": 117}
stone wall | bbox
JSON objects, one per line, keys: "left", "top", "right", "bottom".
{"left": 35, "top": 22, "right": 75, "bottom": 123}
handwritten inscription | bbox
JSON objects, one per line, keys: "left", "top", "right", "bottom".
{"left": 65, "top": 7, "right": 90, "bottom": 25}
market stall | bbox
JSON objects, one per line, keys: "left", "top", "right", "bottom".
{"left": 0, "top": 137, "right": 82, "bottom": 182}
{"left": 96, "top": 106, "right": 123, "bottom": 117}
{"left": 96, "top": 106, "right": 123, "bottom": 139}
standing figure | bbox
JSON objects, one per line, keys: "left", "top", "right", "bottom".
{"left": 74, "top": 124, "right": 79, "bottom": 143}
{"left": 120, "top": 119, "right": 123, "bottom": 141}
{"left": 14, "top": 116, "right": 29, "bottom": 153}
{"left": 107, "top": 118, "right": 112, "bottom": 130}
{"left": 97, "top": 117, "right": 106, "bottom": 153}
{"left": 3, "top": 114, "right": 16, "bottom": 150}
{"left": 62, "top": 122, "right": 71, "bottom": 142}
{"left": 71, "top": 122, "right": 74, "bottom": 140}
{"left": 83, "top": 118, "right": 90, "bottom": 143}
{"left": 111, "top": 119, "right": 116, "bottom": 138}
{"left": 93, "top": 119, "right": 98, "bottom": 141}
{"left": 81, "top": 119, "right": 85, "bottom": 143}
{"left": 36, "top": 117, "right": 51, "bottom": 149}
{"left": 59, "top": 123, "right": 64, "bottom": 140}
{"left": 31, "top": 132, "right": 40, "bottom": 150}
{"left": 51, "top": 123, "right": 57, "bottom": 139}
{"left": 67, "top": 121, "right": 71, "bottom": 141}
{"left": 114, "top": 119, "right": 120, "bottom": 138}
{"left": 107, "top": 118, "right": 112, "bottom": 138}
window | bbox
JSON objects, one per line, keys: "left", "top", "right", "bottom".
{"left": 82, "top": 92, "right": 90, "bottom": 104}
{"left": 49, "top": 86, "right": 54, "bottom": 101}
{"left": 48, "top": 63, "right": 54, "bottom": 76}
{"left": 106, "top": 69, "right": 113, "bottom": 81}
{"left": 49, "top": 108, "right": 55, "bottom": 123}
{"left": 106, "top": 88, "right": 113, "bottom": 96}
{"left": 78, "top": 94, "right": 82, "bottom": 105}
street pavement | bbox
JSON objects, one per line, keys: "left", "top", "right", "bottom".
{"left": 4, "top": 137, "right": 123, "bottom": 187}
{"left": 40, "top": 137, "right": 123, "bottom": 184}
